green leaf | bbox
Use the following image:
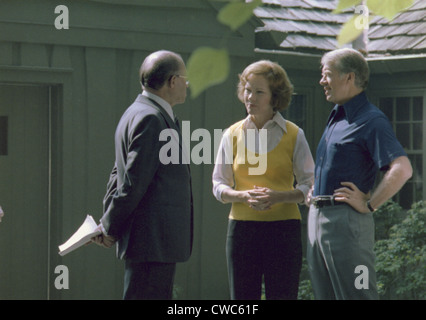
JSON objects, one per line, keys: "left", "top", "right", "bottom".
{"left": 332, "top": 0, "right": 363, "bottom": 14}
{"left": 366, "top": 0, "right": 414, "bottom": 21}
{"left": 187, "top": 47, "right": 230, "bottom": 99}
{"left": 217, "top": 0, "right": 262, "bottom": 31}
{"left": 337, "top": 15, "right": 370, "bottom": 46}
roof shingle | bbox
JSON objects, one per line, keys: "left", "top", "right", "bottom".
{"left": 254, "top": 0, "right": 426, "bottom": 56}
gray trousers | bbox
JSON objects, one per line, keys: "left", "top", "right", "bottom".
{"left": 307, "top": 204, "right": 379, "bottom": 300}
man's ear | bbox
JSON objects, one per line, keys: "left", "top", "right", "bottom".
{"left": 168, "top": 75, "right": 176, "bottom": 88}
{"left": 346, "top": 72, "right": 356, "bottom": 84}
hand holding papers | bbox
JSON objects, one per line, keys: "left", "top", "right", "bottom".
{"left": 91, "top": 228, "right": 117, "bottom": 248}
{"left": 58, "top": 215, "right": 101, "bottom": 256}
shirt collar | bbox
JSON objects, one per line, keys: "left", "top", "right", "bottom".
{"left": 244, "top": 112, "right": 288, "bottom": 133}
{"left": 339, "top": 91, "right": 369, "bottom": 123}
{"left": 142, "top": 90, "right": 175, "bottom": 120}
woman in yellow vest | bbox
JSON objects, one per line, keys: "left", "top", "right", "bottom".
{"left": 213, "top": 60, "right": 314, "bottom": 300}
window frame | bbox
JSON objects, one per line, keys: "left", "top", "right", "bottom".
{"left": 371, "top": 88, "right": 426, "bottom": 207}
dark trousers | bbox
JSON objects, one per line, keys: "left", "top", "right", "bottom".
{"left": 123, "top": 260, "right": 176, "bottom": 300}
{"left": 226, "top": 219, "right": 302, "bottom": 300}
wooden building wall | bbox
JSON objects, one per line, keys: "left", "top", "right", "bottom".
{"left": 0, "top": 0, "right": 257, "bottom": 299}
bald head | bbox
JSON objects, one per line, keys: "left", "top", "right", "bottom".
{"left": 139, "top": 50, "right": 185, "bottom": 90}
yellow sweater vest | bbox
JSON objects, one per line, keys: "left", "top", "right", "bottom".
{"left": 229, "top": 119, "right": 301, "bottom": 221}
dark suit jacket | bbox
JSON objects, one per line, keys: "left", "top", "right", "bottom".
{"left": 101, "top": 94, "right": 193, "bottom": 263}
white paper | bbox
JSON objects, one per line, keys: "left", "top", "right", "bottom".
{"left": 58, "top": 215, "right": 101, "bottom": 256}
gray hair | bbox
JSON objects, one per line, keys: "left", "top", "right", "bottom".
{"left": 321, "top": 48, "right": 369, "bottom": 90}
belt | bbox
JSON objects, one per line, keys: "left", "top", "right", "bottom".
{"left": 312, "top": 196, "right": 345, "bottom": 208}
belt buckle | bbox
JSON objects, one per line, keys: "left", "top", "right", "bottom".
{"left": 313, "top": 195, "right": 335, "bottom": 208}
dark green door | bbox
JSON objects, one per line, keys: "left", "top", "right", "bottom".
{"left": 0, "top": 84, "right": 50, "bottom": 299}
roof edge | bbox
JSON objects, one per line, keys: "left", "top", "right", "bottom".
{"left": 366, "top": 53, "right": 426, "bottom": 61}
{"left": 256, "top": 48, "right": 426, "bottom": 61}
{"left": 254, "top": 48, "right": 322, "bottom": 58}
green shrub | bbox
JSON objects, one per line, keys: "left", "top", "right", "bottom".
{"left": 374, "top": 201, "right": 426, "bottom": 300}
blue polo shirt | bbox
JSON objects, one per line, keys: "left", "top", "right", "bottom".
{"left": 313, "top": 91, "right": 407, "bottom": 196}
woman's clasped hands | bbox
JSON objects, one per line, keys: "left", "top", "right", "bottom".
{"left": 246, "top": 186, "right": 280, "bottom": 211}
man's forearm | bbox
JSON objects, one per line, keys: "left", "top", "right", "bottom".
{"left": 369, "top": 156, "right": 413, "bottom": 210}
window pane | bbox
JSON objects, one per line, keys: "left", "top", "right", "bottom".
{"left": 413, "top": 96, "right": 423, "bottom": 119}
{"left": 396, "top": 97, "right": 410, "bottom": 121}
{"left": 396, "top": 123, "right": 410, "bottom": 148}
{"left": 410, "top": 148, "right": 423, "bottom": 204}
{"left": 413, "top": 123, "right": 423, "bottom": 150}
{"left": 289, "top": 95, "right": 306, "bottom": 121}
{"left": 398, "top": 183, "right": 413, "bottom": 209}
{"left": 415, "top": 154, "right": 423, "bottom": 177}
{"left": 379, "top": 97, "right": 393, "bottom": 121}
{"left": 415, "top": 182, "right": 423, "bottom": 203}
{"left": 282, "top": 94, "right": 306, "bottom": 128}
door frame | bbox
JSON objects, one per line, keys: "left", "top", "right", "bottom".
{"left": 0, "top": 65, "right": 72, "bottom": 299}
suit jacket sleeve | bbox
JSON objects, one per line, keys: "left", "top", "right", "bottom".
{"left": 103, "top": 164, "right": 117, "bottom": 213}
{"left": 100, "top": 113, "right": 162, "bottom": 239}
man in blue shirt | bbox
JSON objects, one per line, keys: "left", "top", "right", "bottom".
{"left": 307, "top": 48, "right": 413, "bottom": 299}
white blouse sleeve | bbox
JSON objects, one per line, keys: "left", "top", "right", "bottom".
{"left": 293, "top": 128, "right": 315, "bottom": 200}
{"left": 212, "top": 128, "right": 234, "bottom": 203}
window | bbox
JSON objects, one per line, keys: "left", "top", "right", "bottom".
{"left": 378, "top": 95, "right": 424, "bottom": 208}
{"left": 281, "top": 94, "right": 307, "bottom": 130}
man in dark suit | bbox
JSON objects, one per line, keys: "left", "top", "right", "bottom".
{"left": 93, "top": 50, "right": 193, "bottom": 300}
